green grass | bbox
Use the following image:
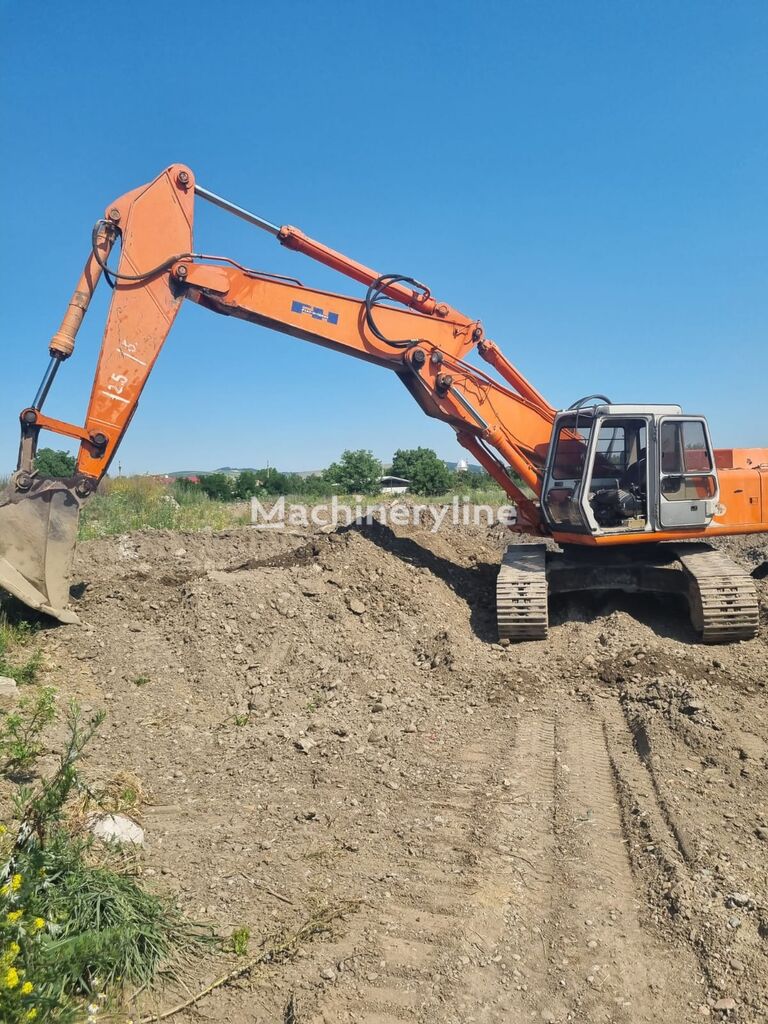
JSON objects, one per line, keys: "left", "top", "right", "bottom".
{"left": 79, "top": 478, "right": 249, "bottom": 540}
{"left": 30, "top": 834, "right": 210, "bottom": 992}
{"left": 231, "top": 926, "right": 250, "bottom": 957}
{"left": 0, "top": 615, "right": 42, "bottom": 687}
{"left": 404, "top": 487, "right": 509, "bottom": 505}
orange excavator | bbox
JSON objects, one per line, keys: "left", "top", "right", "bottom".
{"left": 1, "top": 164, "right": 766, "bottom": 641}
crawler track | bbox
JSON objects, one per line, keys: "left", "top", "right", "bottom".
{"left": 496, "top": 543, "right": 549, "bottom": 641}
{"left": 676, "top": 544, "right": 760, "bottom": 643}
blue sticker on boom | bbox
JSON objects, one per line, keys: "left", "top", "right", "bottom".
{"left": 291, "top": 300, "right": 340, "bottom": 325}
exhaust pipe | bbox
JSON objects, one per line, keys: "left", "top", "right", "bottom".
{"left": 0, "top": 473, "right": 84, "bottom": 623}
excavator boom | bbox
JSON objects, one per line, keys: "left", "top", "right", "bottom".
{"left": 0, "top": 165, "right": 554, "bottom": 620}
{"left": 0, "top": 163, "right": 765, "bottom": 637}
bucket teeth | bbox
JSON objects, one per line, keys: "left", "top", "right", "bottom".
{"left": 0, "top": 476, "right": 83, "bottom": 623}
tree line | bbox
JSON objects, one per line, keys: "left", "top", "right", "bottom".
{"left": 193, "top": 448, "right": 498, "bottom": 499}
{"left": 32, "top": 446, "right": 499, "bottom": 500}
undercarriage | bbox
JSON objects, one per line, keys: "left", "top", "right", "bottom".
{"left": 497, "top": 542, "right": 760, "bottom": 644}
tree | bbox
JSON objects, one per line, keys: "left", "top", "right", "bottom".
{"left": 199, "top": 473, "right": 233, "bottom": 501}
{"left": 454, "top": 467, "right": 494, "bottom": 492}
{"left": 233, "top": 470, "right": 259, "bottom": 499}
{"left": 296, "top": 473, "right": 333, "bottom": 496}
{"left": 34, "top": 447, "right": 77, "bottom": 477}
{"left": 252, "top": 469, "right": 290, "bottom": 495}
{"left": 324, "top": 450, "right": 382, "bottom": 493}
{"left": 390, "top": 447, "right": 452, "bottom": 496}
{"left": 172, "top": 477, "right": 200, "bottom": 497}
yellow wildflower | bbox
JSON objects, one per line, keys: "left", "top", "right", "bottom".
{"left": 6, "top": 910, "right": 22, "bottom": 923}
{"left": 31, "top": 917, "right": 45, "bottom": 932}
{"left": 4, "top": 965, "right": 20, "bottom": 989}
{"left": 11, "top": 874, "right": 22, "bottom": 891}
{"left": 0, "top": 942, "right": 20, "bottom": 967}
{"left": 21, "top": 980, "right": 33, "bottom": 995}
{"left": 26, "top": 1011, "right": 38, "bottom": 1022}
{"left": 0, "top": 824, "right": 7, "bottom": 834}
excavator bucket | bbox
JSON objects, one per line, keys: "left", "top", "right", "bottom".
{"left": 0, "top": 476, "right": 83, "bottom": 624}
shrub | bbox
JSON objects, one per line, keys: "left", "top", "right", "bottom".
{"left": 0, "top": 689, "right": 56, "bottom": 775}
{"left": 198, "top": 474, "right": 232, "bottom": 501}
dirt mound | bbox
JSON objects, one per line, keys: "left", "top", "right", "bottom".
{"left": 13, "top": 522, "right": 768, "bottom": 1021}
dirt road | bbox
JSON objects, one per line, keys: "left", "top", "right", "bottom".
{"left": 30, "top": 518, "right": 768, "bottom": 1022}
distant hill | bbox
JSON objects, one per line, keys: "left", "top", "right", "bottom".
{"left": 166, "top": 467, "right": 258, "bottom": 479}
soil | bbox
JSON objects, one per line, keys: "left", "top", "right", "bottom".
{"left": 19, "top": 518, "right": 768, "bottom": 1022}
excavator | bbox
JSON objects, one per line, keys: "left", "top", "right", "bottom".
{"left": 0, "top": 164, "right": 766, "bottom": 642}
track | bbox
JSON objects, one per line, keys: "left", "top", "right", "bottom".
{"left": 310, "top": 698, "right": 703, "bottom": 1023}
{"left": 676, "top": 545, "right": 760, "bottom": 643}
{"left": 496, "top": 543, "right": 549, "bottom": 641}
{"left": 497, "top": 542, "right": 760, "bottom": 646}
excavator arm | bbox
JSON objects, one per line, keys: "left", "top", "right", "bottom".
{"left": 0, "top": 164, "right": 556, "bottom": 621}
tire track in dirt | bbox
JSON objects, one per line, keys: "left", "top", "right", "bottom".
{"left": 551, "top": 702, "right": 701, "bottom": 1021}
{"left": 309, "top": 697, "right": 705, "bottom": 1024}
{"left": 309, "top": 724, "right": 520, "bottom": 1023}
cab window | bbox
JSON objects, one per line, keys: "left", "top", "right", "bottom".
{"left": 661, "top": 420, "right": 712, "bottom": 475}
{"left": 660, "top": 419, "right": 715, "bottom": 502}
{"left": 595, "top": 425, "right": 626, "bottom": 473}
{"left": 552, "top": 421, "right": 590, "bottom": 480}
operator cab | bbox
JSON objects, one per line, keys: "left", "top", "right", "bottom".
{"left": 541, "top": 401, "right": 719, "bottom": 536}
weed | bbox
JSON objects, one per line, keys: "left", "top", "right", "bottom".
{"left": 79, "top": 476, "right": 249, "bottom": 540}
{"left": 232, "top": 713, "right": 250, "bottom": 727}
{"left": 0, "top": 688, "right": 56, "bottom": 774}
{"left": 231, "top": 926, "right": 250, "bottom": 957}
{"left": 119, "top": 784, "right": 140, "bottom": 811}
{"left": 75, "top": 771, "right": 147, "bottom": 819}
{"left": 0, "top": 699, "right": 214, "bottom": 1021}
{"left": 0, "top": 614, "right": 42, "bottom": 687}
{"left": 133, "top": 676, "right": 150, "bottom": 688}
{"left": 0, "top": 617, "right": 35, "bottom": 650}
{"left": 140, "top": 901, "right": 358, "bottom": 1022}
{"left": 8, "top": 652, "right": 43, "bottom": 687}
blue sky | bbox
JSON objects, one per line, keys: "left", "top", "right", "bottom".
{"left": 1, "top": 1, "right": 766, "bottom": 474}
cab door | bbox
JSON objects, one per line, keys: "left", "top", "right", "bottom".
{"left": 541, "top": 414, "right": 592, "bottom": 532}
{"left": 657, "top": 417, "right": 719, "bottom": 529}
